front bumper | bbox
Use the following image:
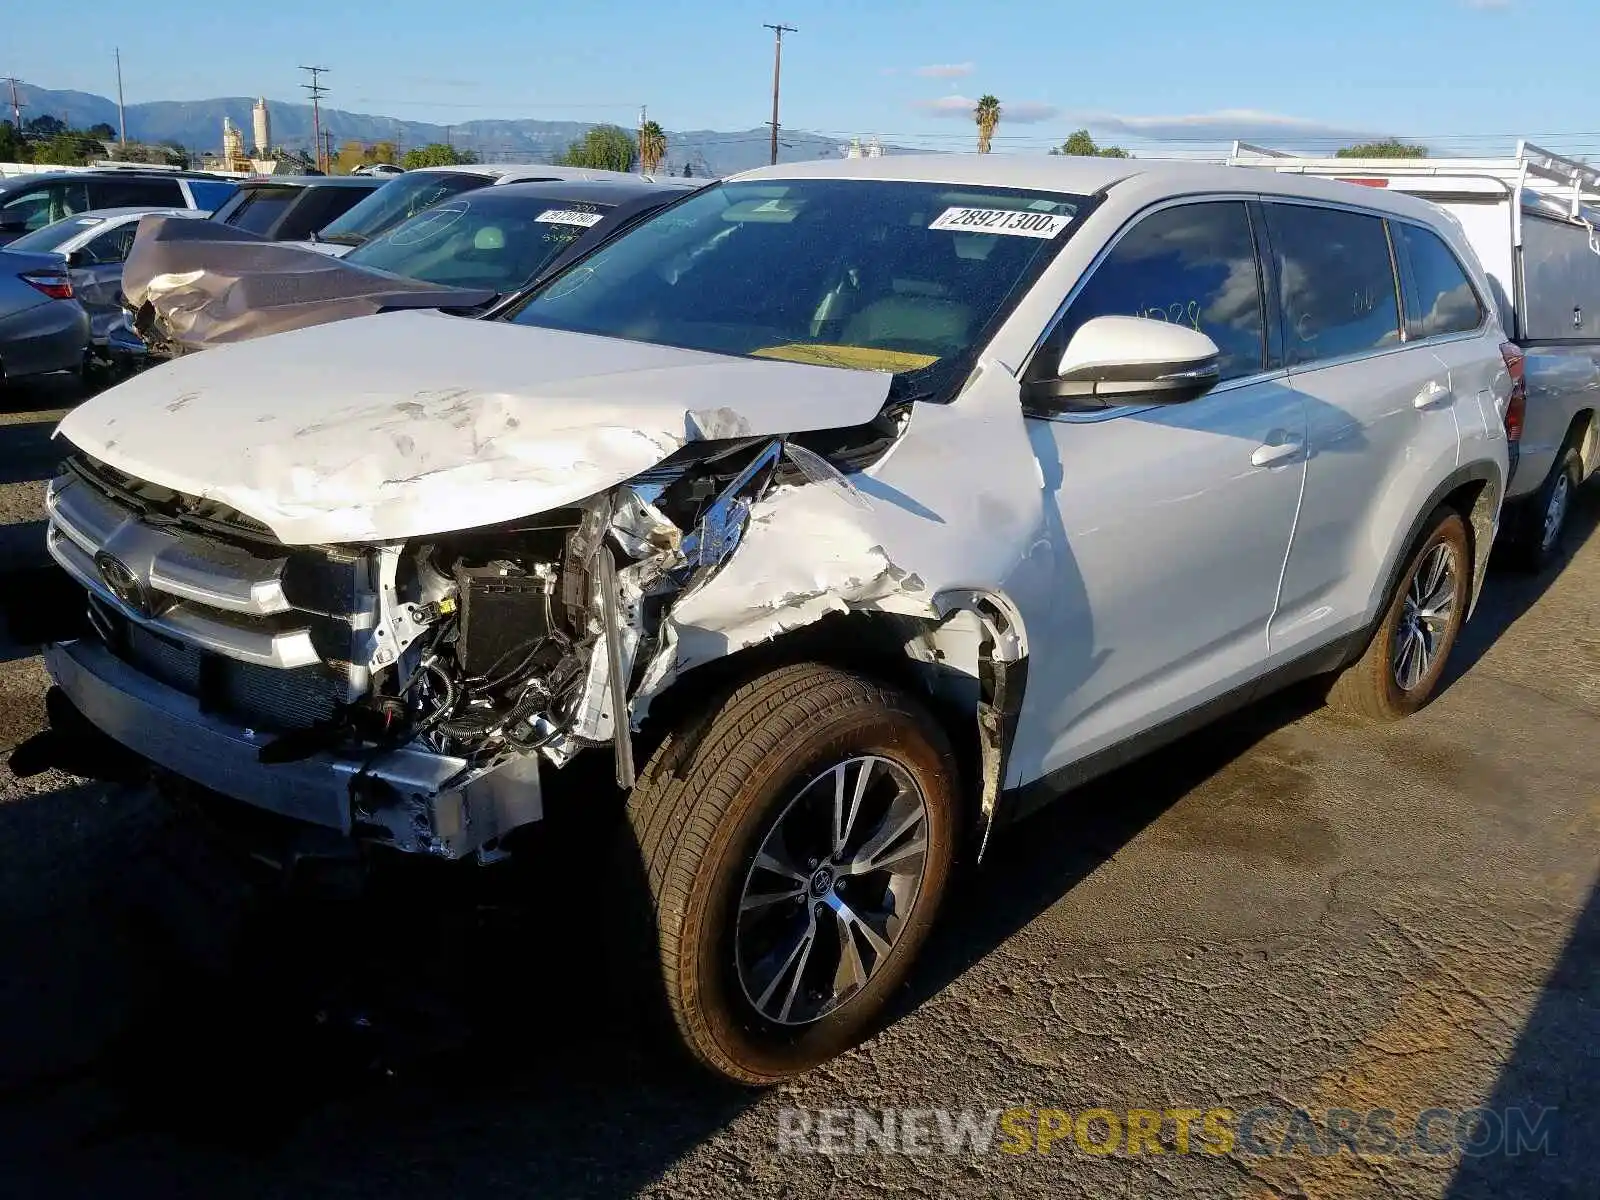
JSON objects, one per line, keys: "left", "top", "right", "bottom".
{"left": 43, "top": 637, "right": 543, "bottom": 859}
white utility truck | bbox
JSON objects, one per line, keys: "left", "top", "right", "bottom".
{"left": 1231, "top": 140, "right": 1600, "bottom": 569}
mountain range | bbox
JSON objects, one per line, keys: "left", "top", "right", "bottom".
{"left": 7, "top": 81, "right": 903, "bottom": 176}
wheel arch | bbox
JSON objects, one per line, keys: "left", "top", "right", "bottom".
{"left": 1369, "top": 461, "right": 1501, "bottom": 637}
{"left": 635, "top": 590, "right": 1033, "bottom": 860}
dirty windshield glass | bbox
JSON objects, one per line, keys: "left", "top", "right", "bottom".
{"left": 506, "top": 179, "right": 1083, "bottom": 383}
{"left": 316, "top": 170, "right": 495, "bottom": 246}
{"left": 346, "top": 194, "right": 613, "bottom": 292}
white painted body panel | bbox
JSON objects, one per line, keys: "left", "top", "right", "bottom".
{"left": 1271, "top": 346, "right": 1463, "bottom": 656}
{"left": 1017, "top": 380, "right": 1306, "bottom": 778}
{"left": 56, "top": 311, "right": 893, "bottom": 545}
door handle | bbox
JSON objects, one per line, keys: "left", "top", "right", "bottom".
{"left": 1251, "top": 438, "right": 1302, "bottom": 467}
{"left": 1414, "top": 381, "right": 1453, "bottom": 410}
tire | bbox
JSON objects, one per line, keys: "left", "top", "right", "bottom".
{"left": 1505, "top": 449, "right": 1581, "bottom": 573}
{"left": 615, "top": 662, "right": 959, "bottom": 1085}
{"left": 1327, "top": 506, "right": 1471, "bottom": 721}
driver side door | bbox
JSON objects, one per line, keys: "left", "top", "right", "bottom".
{"left": 1013, "top": 198, "right": 1309, "bottom": 783}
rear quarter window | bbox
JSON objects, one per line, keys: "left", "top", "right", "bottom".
{"left": 1393, "top": 222, "right": 1484, "bottom": 339}
{"left": 1265, "top": 203, "right": 1403, "bottom": 367}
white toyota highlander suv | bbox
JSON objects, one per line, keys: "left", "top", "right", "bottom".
{"left": 18, "top": 156, "right": 1514, "bottom": 1083}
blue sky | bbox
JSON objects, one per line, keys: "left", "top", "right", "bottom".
{"left": 5, "top": 0, "right": 1593, "bottom": 155}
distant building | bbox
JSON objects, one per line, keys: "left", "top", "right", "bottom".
{"left": 842, "top": 137, "right": 884, "bottom": 159}
{"left": 221, "top": 116, "right": 248, "bottom": 172}
{"left": 252, "top": 97, "right": 271, "bottom": 157}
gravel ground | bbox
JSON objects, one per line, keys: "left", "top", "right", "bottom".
{"left": 0, "top": 372, "right": 1595, "bottom": 1200}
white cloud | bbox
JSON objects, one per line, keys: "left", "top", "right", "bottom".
{"left": 912, "top": 95, "right": 1061, "bottom": 124}
{"left": 913, "top": 62, "right": 974, "bottom": 79}
{"left": 1064, "top": 108, "right": 1379, "bottom": 145}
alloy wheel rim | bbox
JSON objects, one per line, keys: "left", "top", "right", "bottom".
{"left": 735, "top": 755, "right": 930, "bottom": 1027}
{"left": 1542, "top": 474, "right": 1571, "bottom": 553}
{"left": 1392, "top": 542, "right": 1459, "bottom": 692}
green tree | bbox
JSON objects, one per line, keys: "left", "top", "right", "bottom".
{"left": 0, "top": 119, "right": 26, "bottom": 162}
{"left": 1052, "top": 129, "right": 1130, "bottom": 158}
{"left": 25, "top": 114, "right": 66, "bottom": 137}
{"left": 1336, "top": 139, "right": 1428, "bottom": 159}
{"left": 975, "top": 95, "right": 1001, "bottom": 154}
{"left": 87, "top": 122, "right": 117, "bottom": 141}
{"left": 402, "top": 142, "right": 474, "bottom": 169}
{"left": 558, "top": 124, "right": 637, "bottom": 172}
{"left": 639, "top": 120, "right": 667, "bottom": 175}
{"left": 31, "top": 132, "right": 101, "bottom": 166}
{"left": 159, "top": 139, "right": 190, "bottom": 168}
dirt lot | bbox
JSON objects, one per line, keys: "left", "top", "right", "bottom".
{"left": 1, "top": 374, "right": 1596, "bottom": 1200}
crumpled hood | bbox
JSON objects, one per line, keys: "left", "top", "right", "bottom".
{"left": 56, "top": 311, "right": 894, "bottom": 545}
{"left": 122, "top": 214, "right": 493, "bottom": 353}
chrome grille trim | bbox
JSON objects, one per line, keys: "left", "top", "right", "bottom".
{"left": 48, "top": 527, "right": 322, "bottom": 669}
{"left": 48, "top": 476, "right": 292, "bottom": 616}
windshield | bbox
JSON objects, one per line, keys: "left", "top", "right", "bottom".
{"left": 5, "top": 215, "right": 105, "bottom": 254}
{"left": 316, "top": 171, "right": 495, "bottom": 245}
{"left": 346, "top": 194, "right": 616, "bottom": 291}
{"left": 506, "top": 179, "right": 1084, "bottom": 386}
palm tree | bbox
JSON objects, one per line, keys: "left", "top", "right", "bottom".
{"left": 975, "top": 95, "right": 1001, "bottom": 154}
{"left": 639, "top": 120, "right": 667, "bottom": 175}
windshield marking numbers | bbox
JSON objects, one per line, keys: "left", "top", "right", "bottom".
{"left": 928, "top": 207, "right": 1071, "bottom": 238}
{"left": 536, "top": 210, "right": 605, "bottom": 228}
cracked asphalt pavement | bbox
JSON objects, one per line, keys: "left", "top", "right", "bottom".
{"left": 0, "top": 373, "right": 1596, "bottom": 1199}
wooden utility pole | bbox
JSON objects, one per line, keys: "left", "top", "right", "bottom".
{"left": 764, "top": 22, "right": 796, "bottom": 166}
{"left": 5, "top": 77, "right": 25, "bottom": 131}
{"left": 114, "top": 48, "right": 127, "bottom": 148}
{"left": 299, "top": 65, "right": 330, "bottom": 171}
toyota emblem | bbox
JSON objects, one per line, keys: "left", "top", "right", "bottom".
{"left": 94, "top": 551, "right": 154, "bottom": 617}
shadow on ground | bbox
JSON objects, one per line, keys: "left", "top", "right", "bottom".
{"left": 1445, "top": 874, "right": 1600, "bottom": 1199}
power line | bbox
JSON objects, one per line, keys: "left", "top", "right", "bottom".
{"left": 300, "top": 65, "right": 330, "bottom": 171}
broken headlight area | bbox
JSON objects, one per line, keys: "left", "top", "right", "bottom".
{"left": 344, "top": 429, "right": 886, "bottom": 786}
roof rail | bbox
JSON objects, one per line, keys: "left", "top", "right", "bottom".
{"left": 1230, "top": 140, "right": 1298, "bottom": 160}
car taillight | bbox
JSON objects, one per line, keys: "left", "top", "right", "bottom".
{"left": 1500, "top": 342, "right": 1526, "bottom": 443}
{"left": 20, "top": 272, "right": 73, "bottom": 301}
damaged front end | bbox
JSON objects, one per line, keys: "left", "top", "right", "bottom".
{"left": 24, "top": 424, "right": 897, "bottom": 862}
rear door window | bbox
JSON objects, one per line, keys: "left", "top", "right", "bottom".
{"left": 1054, "top": 200, "right": 1267, "bottom": 382}
{"left": 1, "top": 179, "right": 92, "bottom": 231}
{"left": 282, "top": 186, "right": 378, "bottom": 240}
{"left": 222, "top": 187, "right": 298, "bottom": 235}
{"left": 1392, "top": 222, "right": 1484, "bottom": 339}
{"left": 1265, "top": 203, "right": 1402, "bottom": 366}
{"left": 90, "top": 177, "right": 184, "bottom": 208}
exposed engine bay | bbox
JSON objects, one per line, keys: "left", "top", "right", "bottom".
{"left": 352, "top": 425, "right": 898, "bottom": 793}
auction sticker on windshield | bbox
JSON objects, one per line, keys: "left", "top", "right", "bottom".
{"left": 928, "top": 207, "right": 1071, "bottom": 238}
{"left": 536, "top": 210, "right": 605, "bottom": 228}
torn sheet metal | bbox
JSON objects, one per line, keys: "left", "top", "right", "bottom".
{"left": 56, "top": 312, "right": 894, "bottom": 546}
{"left": 121, "top": 214, "right": 495, "bottom": 354}
{"left": 630, "top": 359, "right": 1053, "bottom": 745}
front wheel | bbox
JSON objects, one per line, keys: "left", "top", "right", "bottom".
{"left": 616, "top": 663, "right": 959, "bottom": 1085}
{"left": 1327, "top": 507, "right": 1471, "bottom": 721}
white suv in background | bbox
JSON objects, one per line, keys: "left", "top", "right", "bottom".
{"left": 25, "top": 157, "right": 1513, "bottom": 1085}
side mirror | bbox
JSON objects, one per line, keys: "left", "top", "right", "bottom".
{"left": 65, "top": 249, "right": 88, "bottom": 269}
{"left": 0, "top": 213, "right": 29, "bottom": 234}
{"left": 1027, "top": 315, "right": 1222, "bottom": 409}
